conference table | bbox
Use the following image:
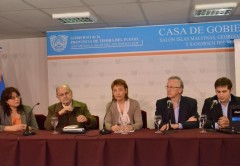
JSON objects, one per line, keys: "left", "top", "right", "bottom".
{"left": 0, "top": 129, "right": 240, "bottom": 166}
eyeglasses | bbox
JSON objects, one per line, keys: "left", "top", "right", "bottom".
{"left": 57, "top": 91, "right": 71, "bottom": 97}
{"left": 165, "top": 86, "right": 181, "bottom": 89}
{"left": 10, "top": 96, "right": 21, "bottom": 100}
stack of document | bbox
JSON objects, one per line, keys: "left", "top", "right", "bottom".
{"left": 62, "top": 125, "right": 85, "bottom": 133}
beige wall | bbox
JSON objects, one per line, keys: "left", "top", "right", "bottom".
{"left": 0, "top": 38, "right": 48, "bottom": 115}
{"left": 0, "top": 38, "right": 237, "bottom": 129}
{"left": 234, "top": 39, "right": 240, "bottom": 96}
{"left": 48, "top": 50, "right": 236, "bottom": 129}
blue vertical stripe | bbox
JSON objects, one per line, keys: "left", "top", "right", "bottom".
{"left": 0, "top": 75, "right": 5, "bottom": 97}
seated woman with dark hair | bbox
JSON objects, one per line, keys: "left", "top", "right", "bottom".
{"left": 0, "top": 87, "right": 39, "bottom": 131}
{"left": 104, "top": 79, "right": 143, "bottom": 132}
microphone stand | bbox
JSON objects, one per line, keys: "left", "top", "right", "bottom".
{"left": 23, "top": 103, "right": 40, "bottom": 136}
{"left": 168, "top": 114, "right": 172, "bottom": 130}
{"left": 210, "top": 100, "right": 218, "bottom": 130}
{"left": 165, "top": 100, "right": 178, "bottom": 134}
{"left": 23, "top": 126, "right": 35, "bottom": 136}
{"left": 167, "top": 100, "right": 172, "bottom": 130}
{"left": 100, "top": 101, "right": 113, "bottom": 135}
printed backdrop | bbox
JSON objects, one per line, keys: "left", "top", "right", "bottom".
{"left": 47, "top": 21, "right": 240, "bottom": 129}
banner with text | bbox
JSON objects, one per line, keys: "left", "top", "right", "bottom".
{"left": 47, "top": 20, "right": 240, "bottom": 56}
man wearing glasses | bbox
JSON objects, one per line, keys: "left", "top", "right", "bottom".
{"left": 155, "top": 76, "right": 199, "bottom": 131}
{"left": 44, "top": 84, "right": 97, "bottom": 130}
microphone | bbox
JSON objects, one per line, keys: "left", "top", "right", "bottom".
{"left": 167, "top": 100, "right": 172, "bottom": 109}
{"left": 100, "top": 101, "right": 113, "bottom": 135}
{"left": 23, "top": 102, "right": 40, "bottom": 136}
{"left": 210, "top": 100, "right": 218, "bottom": 110}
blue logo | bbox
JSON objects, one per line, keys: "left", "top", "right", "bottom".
{"left": 50, "top": 35, "right": 68, "bottom": 52}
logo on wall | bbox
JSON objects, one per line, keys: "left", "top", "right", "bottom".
{"left": 50, "top": 35, "right": 68, "bottom": 52}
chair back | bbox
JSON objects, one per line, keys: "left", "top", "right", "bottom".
{"left": 141, "top": 110, "right": 148, "bottom": 129}
{"left": 92, "top": 115, "right": 100, "bottom": 129}
{"left": 35, "top": 114, "right": 47, "bottom": 130}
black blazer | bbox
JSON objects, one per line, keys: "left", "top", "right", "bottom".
{"left": 201, "top": 94, "right": 240, "bottom": 129}
{"left": 155, "top": 96, "right": 199, "bottom": 129}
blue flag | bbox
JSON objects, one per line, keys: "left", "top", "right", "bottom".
{"left": 0, "top": 74, "right": 5, "bottom": 97}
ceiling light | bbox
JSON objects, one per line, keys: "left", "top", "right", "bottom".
{"left": 194, "top": 2, "right": 237, "bottom": 17}
{"left": 52, "top": 12, "right": 97, "bottom": 24}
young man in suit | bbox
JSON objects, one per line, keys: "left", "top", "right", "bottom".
{"left": 202, "top": 77, "right": 240, "bottom": 129}
{"left": 155, "top": 76, "right": 199, "bottom": 131}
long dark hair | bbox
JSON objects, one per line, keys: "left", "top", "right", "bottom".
{"left": 0, "top": 87, "right": 24, "bottom": 116}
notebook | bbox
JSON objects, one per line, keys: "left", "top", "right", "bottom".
{"left": 216, "top": 105, "right": 240, "bottom": 134}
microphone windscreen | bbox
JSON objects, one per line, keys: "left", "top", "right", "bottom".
{"left": 167, "top": 100, "right": 172, "bottom": 109}
{"left": 210, "top": 100, "right": 218, "bottom": 109}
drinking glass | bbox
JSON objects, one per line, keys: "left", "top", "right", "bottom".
{"left": 51, "top": 116, "right": 59, "bottom": 134}
{"left": 119, "top": 115, "right": 129, "bottom": 134}
{"left": 154, "top": 115, "right": 162, "bottom": 133}
{"left": 199, "top": 114, "right": 207, "bottom": 133}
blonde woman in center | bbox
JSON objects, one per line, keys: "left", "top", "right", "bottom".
{"left": 104, "top": 79, "right": 143, "bottom": 132}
